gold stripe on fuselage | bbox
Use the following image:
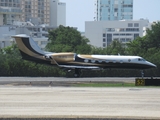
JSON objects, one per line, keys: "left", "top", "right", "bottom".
{"left": 51, "top": 53, "right": 75, "bottom": 63}
{"left": 78, "top": 55, "right": 93, "bottom": 59}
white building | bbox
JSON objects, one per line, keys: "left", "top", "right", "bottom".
{"left": 50, "top": 0, "right": 66, "bottom": 27}
{"left": 85, "top": 19, "right": 149, "bottom": 48}
{"left": 0, "top": 0, "right": 66, "bottom": 49}
{"left": 0, "top": 26, "right": 16, "bottom": 48}
{"left": 143, "top": 21, "right": 160, "bottom": 36}
{"left": 95, "top": 0, "right": 133, "bottom": 21}
{"left": 0, "top": 0, "right": 22, "bottom": 25}
{"left": 0, "top": 22, "right": 57, "bottom": 49}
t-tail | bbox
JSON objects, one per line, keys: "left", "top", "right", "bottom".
{"left": 12, "top": 34, "right": 51, "bottom": 64}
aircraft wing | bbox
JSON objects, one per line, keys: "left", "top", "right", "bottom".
{"left": 49, "top": 56, "right": 99, "bottom": 69}
{"left": 44, "top": 55, "right": 100, "bottom": 69}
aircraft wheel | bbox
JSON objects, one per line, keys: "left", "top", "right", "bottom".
{"left": 74, "top": 68, "right": 81, "bottom": 77}
{"left": 74, "top": 73, "right": 79, "bottom": 77}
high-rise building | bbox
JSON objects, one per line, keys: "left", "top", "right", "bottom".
{"left": 95, "top": 0, "right": 133, "bottom": 21}
{"left": 49, "top": 0, "right": 66, "bottom": 27}
{"left": 21, "top": 0, "right": 50, "bottom": 25}
{"left": 0, "top": 0, "right": 66, "bottom": 26}
{"left": 0, "top": 0, "right": 22, "bottom": 25}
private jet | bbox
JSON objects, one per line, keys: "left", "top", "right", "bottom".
{"left": 12, "top": 34, "right": 156, "bottom": 77}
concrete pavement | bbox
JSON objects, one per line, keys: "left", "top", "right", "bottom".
{"left": 0, "top": 86, "right": 160, "bottom": 119}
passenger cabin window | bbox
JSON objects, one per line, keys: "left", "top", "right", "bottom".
{"left": 84, "top": 59, "right": 89, "bottom": 63}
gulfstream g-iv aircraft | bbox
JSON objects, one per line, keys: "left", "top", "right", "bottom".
{"left": 12, "top": 34, "right": 156, "bottom": 77}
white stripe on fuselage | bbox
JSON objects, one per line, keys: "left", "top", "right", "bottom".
{"left": 78, "top": 54, "right": 156, "bottom": 68}
{"left": 78, "top": 54, "right": 144, "bottom": 64}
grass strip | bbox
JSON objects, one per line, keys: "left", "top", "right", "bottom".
{"left": 74, "top": 82, "right": 135, "bottom": 87}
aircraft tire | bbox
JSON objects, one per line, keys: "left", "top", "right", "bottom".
{"left": 74, "top": 68, "right": 81, "bottom": 77}
{"left": 74, "top": 73, "right": 79, "bottom": 78}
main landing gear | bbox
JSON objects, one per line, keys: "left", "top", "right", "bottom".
{"left": 66, "top": 68, "right": 81, "bottom": 77}
{"left": 74, "top": 68, "right": 81, "bottom": 77}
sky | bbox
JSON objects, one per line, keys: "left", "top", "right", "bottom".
{"left": 60, "top": 0, "right": 160, "bottom": 32}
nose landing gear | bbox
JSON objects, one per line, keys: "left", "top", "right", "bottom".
{"left": 141, "top": 70, "right": 144, "bottom": 78}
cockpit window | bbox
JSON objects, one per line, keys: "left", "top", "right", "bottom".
{"left": 138, "top": 58, "right": 146, "bottom": 61}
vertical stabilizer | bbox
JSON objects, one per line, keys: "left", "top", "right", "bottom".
{"left": 12, "top": 34, "right": 45, "bottom": 60}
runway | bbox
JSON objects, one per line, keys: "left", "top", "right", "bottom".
{"left": 0, "top": 77, "right": 160, "bottom": 120}
{"left": 0, "top": 77, "right": 135, "bottom": 82}
{"left": 0, "top": 77, "right": 136, "bottom": 87}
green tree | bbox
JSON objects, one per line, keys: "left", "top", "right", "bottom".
{"left": 46, "top": 25, "right": 91, "bottom": 54}
{"left": 126, "top": 22, "right": 160, "bottom": 76}
{"left": 126, "top": 37, "right": 145, "bottom": 56}
{"left": 145, "top": 22, "right": 160, "bottom": 49}
{"left": 90, "top": 46, "right": 107, "bottom": 55}
{"left": 90, "top": 40, "right": 125, "bottom": 55}
{"left": 0, "top": 44, "right": 63, "bottom": 77}
{"left": 106, "top": 40, "right": 126, "bottom": 55}
{"left": 127, "top": 22, "right": 160, "bottom": 55}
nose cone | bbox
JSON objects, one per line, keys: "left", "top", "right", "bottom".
{"left": 147, "top": 61, "right": 157, "bottom": 68}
